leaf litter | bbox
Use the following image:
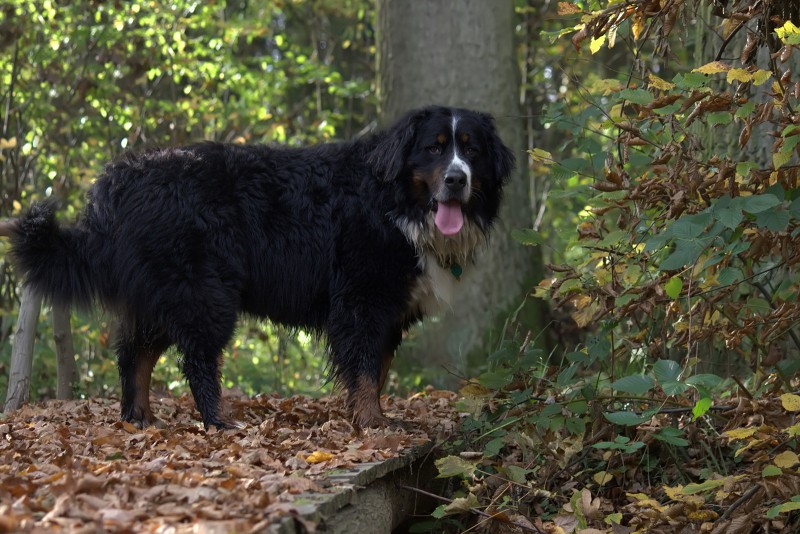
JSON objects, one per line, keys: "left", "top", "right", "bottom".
{"left": 0, "top": 389, "right": 459, "bottom": 533}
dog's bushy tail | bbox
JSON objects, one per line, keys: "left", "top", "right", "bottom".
{"left": 10, "top": 201, "right": 97, "bottom": 308}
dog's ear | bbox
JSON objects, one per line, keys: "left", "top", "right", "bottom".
{"left": 369, "top": 108, "right": 428, "bottom": 182}
{"left": 481, "top": 113, "right": 516, "bottom": 184}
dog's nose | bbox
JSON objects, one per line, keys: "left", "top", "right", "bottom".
{"left": 444, "top": 170, "right": 467, "bottom": 192}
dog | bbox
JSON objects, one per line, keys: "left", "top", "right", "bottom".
{"left": 9, "top": 105, "right": 514, "bottom": 429}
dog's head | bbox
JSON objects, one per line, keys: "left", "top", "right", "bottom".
{"left": 370, "top": 106, "right": 514, "bottom": 260}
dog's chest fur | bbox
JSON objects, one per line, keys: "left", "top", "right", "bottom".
{"left": 408, "top": 252, "right": 459, "bottom": 317}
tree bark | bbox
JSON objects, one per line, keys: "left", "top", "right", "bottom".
{"left": 377, "top": 0, "right": 546, "bottom": 382}
{"left": 52, "top": 304, "right": 78, "bottom": 399}
{"left": 5, "top": 288, "right": 41, "bottom": 411}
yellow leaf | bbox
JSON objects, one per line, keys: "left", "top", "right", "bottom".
{"left": 774, "top": 149, "right": 792, "bottom": 170}
{"left": 590, "top": 78, "right": 624, "bottom": 95}
{"left": 724, "top": 427, "right": 758, "bottom": 440}
{"left": 589, "top": 34, "right": 606, "bottom": 54}
{"left": 784, "top": 423, "right": 800, "bottom": 437}
{"left": 648, "top": 73, "right": 675, "bottom": 91}
{"left": 608, "top": 25, "right": 618, "bottom": 49}
{"left": 735, "top": 438, "right": 766, "bottom": 457}
{"left": 663, "top": 485, "right": 685, "bottom": 500}
{"left": 781, "top": 393, "right": 800, "bottom": 411}
{"left": 570, "top": 295, "right": 598, "bottom": 328}
{"left": 752, "top": 69, "right": 772, "bottom": 86}
{"left": 631, "top": 14, "right": 644, "bottom": 40}
{"left": 305, "top": 451, "right": 334, "bottom": 464}
{"left": 0, "top": 137, "right": 16, "bottom": 150}
{"left": 774, "top": 450, "right": 799, "bottom": 469}
{"left": 688, "top": 509, "right": 719, "bottom": 521}
{"left": 460, "top": 382, "right": 490, "bottom": 397}
{"left": 594, "top": 470, "right": 613, "bottom": 486}
{"left": 557, "top": 2, "right": 582, "bottom": 15}
{"left": 775, "top": 20, "right": 800, "bottom": 43}
{"left": 692, "top": 61, "right": 730, "bottom": 75}
{"left": 609, "top": 103, "right": 624, "bottom": 120}
{"left": 528, "top": 147, "right": 553, "bottom": 163}
{"left": 727, "top": 68, "right": 753, "bottom": 83}
{"left": 532, "top": 277, "right": 554, "bottom": 298}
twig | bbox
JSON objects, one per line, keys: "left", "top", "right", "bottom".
{"left": 719, "top": 483, "right": 762, "bottom": 521}
{"left": 397, "top": 484, "right": 545, "bottom": 534}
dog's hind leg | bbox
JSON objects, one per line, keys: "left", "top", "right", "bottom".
{"left": 117, "top": 325, "right": 171, "bottom": 428}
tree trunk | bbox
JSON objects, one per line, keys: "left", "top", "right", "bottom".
{"left": 52, "top": 304, "right": 78, "bottom": 399}
{"left": 377, "top": 0, "right": 546, "bottom": 383}
{"left": 5, "top": 288, "right": 41, "bottom": 411}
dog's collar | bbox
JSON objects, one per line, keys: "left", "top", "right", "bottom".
{"left": 436, "top": 258, "right": 463, "bottom": 281}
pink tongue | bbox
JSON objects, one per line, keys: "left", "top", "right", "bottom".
{"left": 435, "top": 201, "right": 464, "bottom": 236}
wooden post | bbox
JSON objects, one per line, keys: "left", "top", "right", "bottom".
{"left": 5, "top": 288, "right": 41, "bottom": 411}
{"left": 52, "top": 304, "right": 78, "bottom": 399}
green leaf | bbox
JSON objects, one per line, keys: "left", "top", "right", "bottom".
{"left": 746, "top": 297, "right": 772, "bottom": 314}
{"left": 435, "top": 456, "right": 478, "bottom": 478}
{"left": 718, "top": 267, "right": 744, "bottom": 286}
{"left": 483, "top": 437, "right": 505, "bottom": 458}
{"left": 604, "top": 409, "right": 658, "bottom": 426}
{"left": 478, "top": 370, "right": 513, "bottom": 390}
{"left": 755, "top": 208, "right": 790, "bottom": 232}
{"left": 653, "top": 427, "right": 689, "bottom": 446}
{"left": 662, "top": 381, "right": 689, "bottom": 395}
{"left": 664, "top": 276, "right": 683, "bottom": 299}
{"left": 511, "top": 228, "right": 545, "bottom": 246}
{"left": 611, "top": 374, "right": 655, "bottom": 394}
{"left": 736, "top": 161, "right": 760, "bottom": 176}
{"left": 431, "top": 504, "right": 448, "bottom": 519}
{"left": 767, "top": 500, "right": 800, "bottom": 519}
{"left": 763, "top": 464, "right": 783, "bottom": 477}
{"left": 739, "top": 193, "right": 781, "bottom": 214}
{"left": 667, "top": 213, "right": 711, "bottom": 239}
{"left": 659, "top": 240, "right": 705, "bottom": 270}
{"left": 654, "top": 359, "right": 682, "bottom": 383}
{"left": 593, "top": 437, "right": 645, "bottom": 452}
{"left": 707, "top": 112, "right": 733, "bottom": 127}
{"left": 735, "top": 100, "right": 756, "bottom": 118}
{"left": 685, "top": 374, "right": 723, "bottom": 388}
{"left": 675, "top": 72, "right": 709, "bottom": 89}
{"left": 713, "top": 205, "right": 743, "bottom": 229}
{"left": 504, "top": 465, "right": 531, "bottom": 484}
{"left": 692, "top": 397, "right": 712, "bottom": 420}
{"left": 618, "top": 88, "right": 653, "bottom": 105}
{"left": 684, "top": 478, "right": 727, "bottom": 494}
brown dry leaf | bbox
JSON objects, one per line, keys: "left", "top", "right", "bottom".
{"left": 0, "top": 392, "right": 453, "bottom": 532}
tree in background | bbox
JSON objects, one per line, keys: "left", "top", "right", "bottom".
{"left": 376, "top": 0, "right": 549, "bottom": 387}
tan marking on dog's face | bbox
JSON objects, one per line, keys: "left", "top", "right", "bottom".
{"left": 459, "top": 132, "right": 470, "bottom": 143}
{"left": 436, "top": 133, "right": 447, "bottom": 144}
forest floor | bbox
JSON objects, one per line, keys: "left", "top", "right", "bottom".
{"left": 0, "top": 390, "right": 457, "bottom": 533}
{"left": 1, "top": 389, "right": 800, "bottom": 533}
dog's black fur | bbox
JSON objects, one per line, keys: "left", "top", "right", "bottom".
{"left": 10, "top": 106, "right": 514, "bottom": 428}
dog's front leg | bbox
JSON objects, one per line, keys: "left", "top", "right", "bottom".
{"left": 327, "top": 307, "right": 404, "bottom": 428}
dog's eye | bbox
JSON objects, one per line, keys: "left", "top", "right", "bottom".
{"left": 464, "top": 147, "right": 478, "bottom": 157}
{"left": 427, "top": 145, "right": 442, "bottom": 155}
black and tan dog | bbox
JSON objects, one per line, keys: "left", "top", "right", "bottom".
{"left": 10, "top": 106, "right": 514, "bottom": 429}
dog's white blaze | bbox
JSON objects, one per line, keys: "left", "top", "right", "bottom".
{"left": 408, "top": 252, "right": 459, "bottom": 316}
{"left": 448, "top": 115, "right": 472, "bottom": 188}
